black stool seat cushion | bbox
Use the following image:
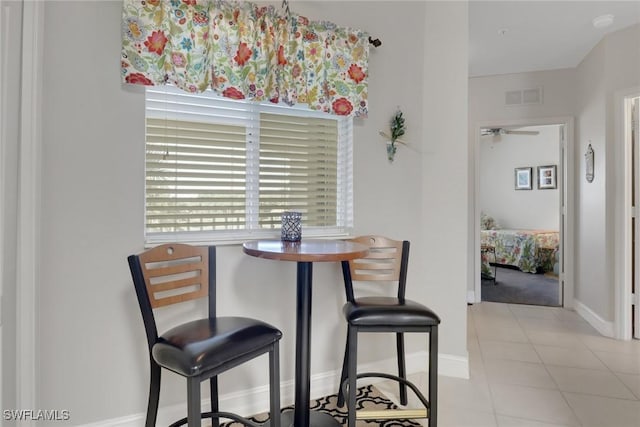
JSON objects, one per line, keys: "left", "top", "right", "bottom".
{"left": 344, "top": 297, "right": 441, "bottom": 327}
{"left": 153, "top": 316, "right": 282, "bottom": 377}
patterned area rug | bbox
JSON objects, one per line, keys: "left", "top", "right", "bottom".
{"left": 220, "top": 384, "right": 423, "bottom": 426}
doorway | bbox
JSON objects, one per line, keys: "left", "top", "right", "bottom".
{"left": 479, "top": 124, "right": 562, "bottom": 306}
{"left": 616, "top": 89, "right": 640, "bottom": 340}
{"left": 626, "top": 95, "right": 640, "bottom": 339}
{"left": 473, "top": 117, "right": 574, "bottom": 308}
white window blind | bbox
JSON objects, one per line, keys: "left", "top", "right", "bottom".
{"left": 145, "top": 86, "right": 353, "bottom": 244}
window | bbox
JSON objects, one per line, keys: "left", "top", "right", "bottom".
{"left": 145, "top": 86, "right": 353, "bottom": 244}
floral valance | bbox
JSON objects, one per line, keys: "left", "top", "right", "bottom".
{"left": 121, "top": 0, "right": 369, "bottom": 117}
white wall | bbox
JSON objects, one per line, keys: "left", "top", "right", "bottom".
{"left": 574, "top": 35, "right": 609, "bottom": 320}
{"left": 574, "top": 23, "right": 640, "bottom": 323}
{"left": 468, "top": 69, "right": 576, "bottom": 295}
{"left": 467, "top": 69, "right": 575, "bottom": 298}
{"left": 422, "top": 0, "right": 469, "bottom": 364}
{"left": 1, "top": 0, "right": 23, "bottom": 418}
{"left": 607, "top": 24, "right": 640, "bottom": 334}
{"left": 479, "top": 125, "right": 560, "bottom": 230}
{"left": 469, "top": 68, "right": 577, "bottom": 129}
{"left": 469, "top": 23, "right": 640, "bottom": 324}
{"left": 35, "top": 1, "right": 469, "bottom": 425}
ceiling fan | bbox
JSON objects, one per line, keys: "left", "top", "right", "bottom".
{"left": 481, "top": 127, "right": 540, "bottom": 136}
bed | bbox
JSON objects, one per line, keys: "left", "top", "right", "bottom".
{"left": 481, "top": 229, "right": 559, "bottom": 278}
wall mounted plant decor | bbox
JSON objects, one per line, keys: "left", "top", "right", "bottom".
{"left": 379, "top": 109, "right": 406, "bottom": 162}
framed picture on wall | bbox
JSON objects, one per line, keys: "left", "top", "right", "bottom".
{"left": 514, "top": 167, "right": 533, "bottom": 190}
{"left": 537, "top": 165, "right": 557, "bottom": 189}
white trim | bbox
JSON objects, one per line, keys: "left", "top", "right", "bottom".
{"left": 574, "top": 299, "right": 615, "bottom": 338}
{"left": 77, "top": 351, "right": 468, "bottom": 427}
{"left": 614, "top": 86, "right": 640, "bottom": 340}
{"left": 437, "top": 351, "right": 469, "bottom": 379}
{"left": 0, "top": 1, "right": 7, "bottom": 321}
{"left": 473, "top": 125, "right": 481, "bottom": 303}
{"left": 473, "top": 116, "right": 575, "bottom": 308}
{"left": 563, "top": 119, "right": 576, "bottom": 309}
{"left": 467, "top": 290, "right": 476, "bottom": 304}
{"left": 0, "top": 1, "right": 6, "bottom": 414}
{"left": 16, "top": 0, "right": 42, "bottom": 422}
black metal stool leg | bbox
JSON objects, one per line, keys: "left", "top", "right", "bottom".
{"left": 146, "top": 359, "right": 161, "bottom": 427}
{"left": 209, "top": 376, "right": 219, "bottom": 427}
{"left": 397, "top": 332, "right": 408, "bottom": 405}
{"left": 269, "top": 343, "right": 281, "bottom": 427}
{"left": 347, "top": 326, "right": 358, "bottom": 427}
{"left": 337, "top": 332, "right": 349, "bottom": 407}
{"left": 187, "top": 378, "right": 201, "bottom": 427}
{"left": 429, "top": 326, "right": 438, "bottom": 427}
{"left": 492, "top": 248, "right": 498, "bottom": 285}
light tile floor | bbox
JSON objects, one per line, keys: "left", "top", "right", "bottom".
{"left": 376, "top": 302, "right": 640, "bottom": 427}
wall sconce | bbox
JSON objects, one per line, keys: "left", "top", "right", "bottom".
{"left": 585, "top": 143, "right": 594, "bottom": 183}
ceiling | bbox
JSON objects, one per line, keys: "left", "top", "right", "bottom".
{"left": 469, "top": 1, "right": 640, "bottom": 77}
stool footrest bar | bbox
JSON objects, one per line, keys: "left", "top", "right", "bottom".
{"left": 356, "top": 408, "right": 428, "bottom": 420}
{"left": 168, "top": 411, "right": 262, "bottom": 427}
{"left": 340, "top": 372, "right": 431, "bottom": 411}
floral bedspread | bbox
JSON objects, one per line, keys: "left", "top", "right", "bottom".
{"left": 481, "top": 230, "right": 559, "bottom": 278}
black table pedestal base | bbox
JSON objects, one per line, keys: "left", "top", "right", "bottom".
{"left": 281, "top": 409, "right": 341, "bottom": 427}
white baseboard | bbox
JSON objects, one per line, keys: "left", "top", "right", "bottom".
{"left": 79, "top": 351, "right": 468, "bottom": 427}
{"left": 438, "top": 352, "right": 469, "bottom": 380}
{"left": 574, "top": 299, "right": 615, "bottom": 338}
{"left": 467, "top": 290, "right": 476, "bottom": 304}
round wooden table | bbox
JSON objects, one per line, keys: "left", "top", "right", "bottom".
{"left": 243, "top": 239, "right": 369, "bottom": 427}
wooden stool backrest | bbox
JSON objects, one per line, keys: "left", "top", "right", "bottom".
{"left": 136, "top": 243, "right": 209, "bottom": 309}
{"left": 347, "top": 236, "right": 404, "bottom": 282}
{"left": 343, "top": 236, "right": 410, "bottom": 302}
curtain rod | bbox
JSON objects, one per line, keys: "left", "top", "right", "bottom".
{"left": 281, "top": 0, "right": 382, "bottom": 48}
{"left": 368, "top": 36, "right": 382, "bottom": 47}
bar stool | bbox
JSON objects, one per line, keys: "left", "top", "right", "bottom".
{"left": 336, "top": 236, "right": 440, "bottom": 427}
{"left": 128, "top": 244, "right": 282, "bottom": 427}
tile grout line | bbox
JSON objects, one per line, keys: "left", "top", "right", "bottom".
{"left": 468, "top": 308, "right": 501, "bottom": 427}
{"left": 472, "top": 303, "right": 640, "bottom": 426}
{"left": 587, "top": 345, "right": 640, "bottom": 401}
{"left": 509, "top": 303, "right": 585, "bottom": 426}
{"left": 576, "top": 327, "right": 640, "bottom": 398}
{"left": 612, "top": 371, "right": 640, "bottom": 401}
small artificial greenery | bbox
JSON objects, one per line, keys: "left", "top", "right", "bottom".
{"left": 385, "top": 109, "right": 406, "bottom": 162}
{"left": 390, "top": 109, "right": 406, "bottom": 143}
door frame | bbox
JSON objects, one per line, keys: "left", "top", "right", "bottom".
{"left": 615, "top": 87, "right": 640, "bottom": 340}
{"left": 15, "top": 0, "right": 43, "bottom": 421}
{"left": 0, "top": 0, "right": 6, "bottom": 412}
{"left": 473, "top": 116, "right": 575, "bottom": 307}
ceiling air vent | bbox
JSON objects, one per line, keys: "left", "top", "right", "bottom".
{"left": 505, "top": 87, "right": 543, "bottom": 106}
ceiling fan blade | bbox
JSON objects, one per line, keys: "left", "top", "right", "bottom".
{"left": 481, "top": 128, "right": 502, "bottom": 136}
{"left": 504, "top": 130, "right": 539, "bottom": 135}
{"left": 480, "top": 128, "right": 540, "bottom": 137}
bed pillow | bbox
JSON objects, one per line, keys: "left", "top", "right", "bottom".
{"left": 480, "top": 212, "right": 500, "bottom": 230}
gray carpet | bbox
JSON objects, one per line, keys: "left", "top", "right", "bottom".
{"left": 481, "top": 266, "right": 560, "bottom": 306}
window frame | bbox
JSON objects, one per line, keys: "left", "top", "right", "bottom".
{"left": 144, "top": 86, "right": 354, "bottom": 246}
